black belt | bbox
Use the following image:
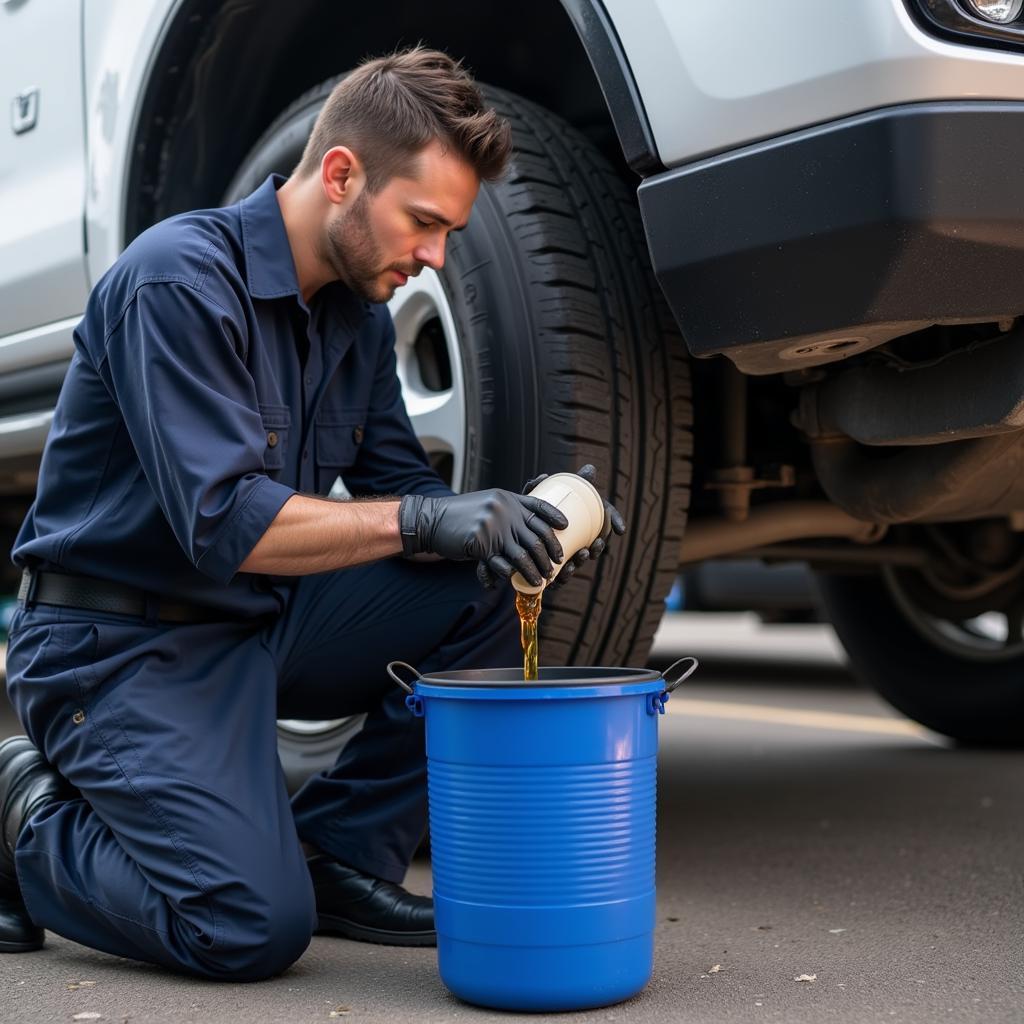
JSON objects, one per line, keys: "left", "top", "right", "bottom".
{"left": 18, "top": 569, "right": 227, "bottom": 625}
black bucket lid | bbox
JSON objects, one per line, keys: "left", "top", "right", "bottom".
{"left": 415, "top": 666, "right": 661, "bottom": 687}
{"left": 388, "top": 658, "right": 698, "bottom": 694}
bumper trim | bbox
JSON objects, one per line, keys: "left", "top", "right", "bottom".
{"left": 639, "top": 101, "right": 1024, "bottom": 374}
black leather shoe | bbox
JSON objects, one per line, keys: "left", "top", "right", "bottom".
{"left": 308, "top": 854, "right": 436, "bottom": 947}
{"left": 0, "top": 896, "right": 42, "bottom": 953}
{"left": 0, "top": 736, "right": 72, "bottom": 953}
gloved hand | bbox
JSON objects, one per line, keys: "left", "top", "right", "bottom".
{"left": 476, "top": 464, "right": 626, "bottom": 591}
{"left": 399, "top": 489, "right": 569, "bottom": 588}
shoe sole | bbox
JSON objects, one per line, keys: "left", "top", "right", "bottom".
{"left": 0, "top": 936, "right": 43, "bottom": 953}
{"left": 316, "top": 913, "right": 436, "bottom": 948}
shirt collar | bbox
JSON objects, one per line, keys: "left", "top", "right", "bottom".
{"left": 238, "top": 173, "right": 374, "bottom": 327}
{"left": 239, "top": 174, "right": 302, "bottom": 300}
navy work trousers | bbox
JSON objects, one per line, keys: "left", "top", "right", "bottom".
{"left": 4, "top": 557, "right": 520, "bottom": 980}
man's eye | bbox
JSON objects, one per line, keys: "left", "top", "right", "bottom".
{"left": 413, "top": 216, "right": 432, "bottom": 229}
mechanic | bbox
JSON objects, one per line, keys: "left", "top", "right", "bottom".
{"left": 0, "top": 48, "right": 623, "bottom": 979}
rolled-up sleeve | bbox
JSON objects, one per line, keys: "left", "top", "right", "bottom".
{"left": 99, "top": 281, "right": 294, "bottom": 583}
{"left": 342, "top": 314, "right": 455, "bottom": 498}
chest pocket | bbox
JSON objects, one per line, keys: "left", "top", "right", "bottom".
{"left": 259, "top": 403, "right": 291, "bottom": 472}
{"left": 315, "top": 409, "right": 366, "bottom": 491}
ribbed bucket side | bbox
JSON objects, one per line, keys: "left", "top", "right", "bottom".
{"left": 423, "top": 689, "right": 659, "bottom": 1012}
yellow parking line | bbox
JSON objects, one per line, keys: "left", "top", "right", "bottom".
{"left": 666, "top": 697, "right": 932, "bottom": 738}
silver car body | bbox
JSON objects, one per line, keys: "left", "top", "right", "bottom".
{"left": 2, "top": 0, "right": 1024, "bottom": 456}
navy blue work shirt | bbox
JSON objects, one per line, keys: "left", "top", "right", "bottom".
{"left": 13, "top": 174, "right": 453, "bottom": 619}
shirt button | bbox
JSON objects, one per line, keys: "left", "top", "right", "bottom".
{"left": 267, "top": 431, "right": 279, "bottom": 448}
{"left": 353, "top": 425, "right": 364, "bottom": 444}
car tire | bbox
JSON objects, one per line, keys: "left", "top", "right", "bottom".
{"left": 816, "top": 571, "right": 1024, "bottom": 745}
{"left": 225, "top": 77, "right": 693, "bottom": 780}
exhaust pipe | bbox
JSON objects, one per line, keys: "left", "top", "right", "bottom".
{"left": 680, "top": 501, "right": 883, "bottom": 563}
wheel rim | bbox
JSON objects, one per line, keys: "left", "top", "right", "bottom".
{"left": 388, "top": 268, "right": 467, "bottom": 492}
{"left": 882, "top": 564, "right": 1024, "bottom": 663}
{"left": 277, "top": 719, "right": 350, "bottom": 737}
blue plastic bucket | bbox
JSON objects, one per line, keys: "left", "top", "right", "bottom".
{"left": 388, "top": 656, "right": 697, "bottom": 1012}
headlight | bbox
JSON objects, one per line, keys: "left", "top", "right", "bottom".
{"left": 963, "top": 0, "right": 1024, "bottom": 22}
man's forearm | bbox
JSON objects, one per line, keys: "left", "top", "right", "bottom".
{"left": 238, "top": 494, "right": 403, "bottom": 576}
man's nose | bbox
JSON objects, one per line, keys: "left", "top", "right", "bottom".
{"left": 413, "top": 237, "right": 446, "bottom": 271}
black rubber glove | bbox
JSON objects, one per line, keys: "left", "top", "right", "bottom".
{"left": 475, "top": 466, "right": 626, "bottom": 593}
{"left": 477, "top": 463, "right": 626, "bottom": 591}
{"left": 399, "top": 489, "right": 569, "bottom": 588}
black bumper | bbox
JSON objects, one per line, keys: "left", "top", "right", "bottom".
{"left": 638, "top": 102, "right": 1024, "bottom": 375}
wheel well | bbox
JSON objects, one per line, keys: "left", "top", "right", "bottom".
{"left": 125, "top": 0, "right": 621, "bottom": 240}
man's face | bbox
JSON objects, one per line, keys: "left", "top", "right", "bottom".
{"left": 322, "top": 140, "right": 479, "bottom": 303}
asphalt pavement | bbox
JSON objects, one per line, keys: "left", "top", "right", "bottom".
{"left": 2, "top": 612, "right": 1022, "bottom": 1023}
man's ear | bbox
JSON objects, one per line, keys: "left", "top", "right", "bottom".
{"left": 321, "top": 146, "right": 364, "bottom": 205}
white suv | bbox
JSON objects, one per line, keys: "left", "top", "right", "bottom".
{"left": 3, "top": 0, "right": 1024, "bottom": 749}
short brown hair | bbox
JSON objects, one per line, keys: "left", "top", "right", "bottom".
{"left": 295, "top": 46, "right": 512, "bottom": 190}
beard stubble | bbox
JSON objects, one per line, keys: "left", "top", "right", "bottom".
{"left": 322, "top": 191, "right": 400, "bottom": 304}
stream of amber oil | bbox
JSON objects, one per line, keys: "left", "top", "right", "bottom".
{"left": 515, "top": 591, "right": 543, "bottom": 681}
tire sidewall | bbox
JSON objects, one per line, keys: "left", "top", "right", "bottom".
{"left": 226, "top": 74, "right": 693, "bottom": 777}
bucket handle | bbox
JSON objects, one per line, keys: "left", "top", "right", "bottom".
{"left": 660, "top": 655, "right": 699, "bottom": 693}
{"left": 387, "top": 660, "right": 424, "bottom": 695}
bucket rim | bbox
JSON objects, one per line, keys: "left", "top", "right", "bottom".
{"left": 388, "top": 657, "right": 698, "bottom": 699}
{"left": 409, "top": 665, "right": 662, "bottom": 688}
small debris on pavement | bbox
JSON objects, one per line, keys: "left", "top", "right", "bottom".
{"left": 329, "top": 1008, "right": 351, "bottom": 1018}
{"left": 67, "top": 981, "right": 97, "bottom": 991}
{"left": 828, "top": 928, "right": 846, "bottom": 934}
{"left": 708, "top": 964, "right": 723, "bottom": 973}
{"left": 666, "top": 916, "right": 680, "bottom": 922}
{"left": 794, "top": 974, "right": 817, "bottom": 983}
{"left": 72, "top": 1015, "right": 103, "bottom": 1022}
